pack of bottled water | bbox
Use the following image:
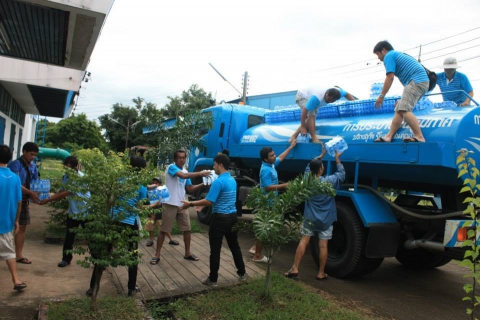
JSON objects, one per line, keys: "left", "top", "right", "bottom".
{"left": 159, "top": 186, "right": 170, "bottom": 203}
{"left": 325, "top": 136, "right": 348, "bottom": 157}
{"left": 432, "top": 101, "right": 457, "bottom": 109}
{"left": 202, "top": 170, "right": 218, "bottom": 185}
{"left": 297, "top": 134, "right": 310, "bottom": 143}
{"left": 30, "top": 179, "right": 51, "bottom": 201}
{"left": 370, "top": 82, "right": 383, "bottom": 98}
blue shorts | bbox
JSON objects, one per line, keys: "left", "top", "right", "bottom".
{"left": 301, "top": 223, "right": 333, "bottom": 239}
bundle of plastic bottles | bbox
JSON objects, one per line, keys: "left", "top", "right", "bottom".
{"left": 30, "top": 179, "right": 51, "bottom": 201}
{"left": 202, "top": 170, "right": 218, "bottom": 185}
{"left": 370, "top": 82, "right": 383, "bottom": 98}
{"left": 325, "top": 136, "right": 348, "bottom": 157}
{"left": 264, "top": 105, "right": 300, "bottom": 124}
{"left": 432, "top": 101, "right": 457, "bottom": 109}
{"left": 148, "top": 186, "right": 170, "bottom": 203}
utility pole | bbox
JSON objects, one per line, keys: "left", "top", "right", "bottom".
{"left": 125, "top": 117, "right": 130, "bottom": 150}
{"left": 242, "top": 71, "right": 249, "bottom": 105}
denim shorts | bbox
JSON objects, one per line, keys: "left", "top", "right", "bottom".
{"left": 301, "top": 223, "right": 333, "bottom": 239}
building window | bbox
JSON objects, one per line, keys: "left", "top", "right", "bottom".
{"left": 0, "top": 84, "right": 24, "bottom": 126}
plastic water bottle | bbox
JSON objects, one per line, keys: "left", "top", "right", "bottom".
{"left": 325, "top": 136, "right": 348, "bottom": 157}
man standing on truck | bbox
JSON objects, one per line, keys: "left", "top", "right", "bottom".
{"left": 289, "top": 87, "right": 356, "bottom": 143}
{"left": 436, "top": 57, "right": 474, "bottom": 107}
{"left": 150, "top": 150, "right": 210, "bottom": 265}
{"left": 373, "top": 40, "right": 429, "bottom": 143}
{"left": 180, "top": 153, "right": 247, "bottom": 286}
{"left": 285, "top": 144, "right": 345, "bottom": 281}
{"left": 250, "top": 140, "right": 298, "bottom": 263}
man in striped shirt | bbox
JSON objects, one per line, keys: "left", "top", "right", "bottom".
{"left": 372, "top": 40, "right": 429, "bottom": 143}
{"left": 436, "top": 57, "right": 474, "bottom": 107}
{"left": 181, "top": 153, "right": 247, "bottom": 286}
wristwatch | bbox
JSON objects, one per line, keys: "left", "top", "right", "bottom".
{"left": 378, "top": 94, "right": 385, "bottom": 98}
{"left": 189, "top": 202, "right": 194, "bottom": 207}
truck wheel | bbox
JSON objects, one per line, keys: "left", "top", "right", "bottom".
{"left": 395, "top": 238, "right": 452, "bottom": 269}
{"left": 309, "top": 202, "right": 383, "bottom": 278}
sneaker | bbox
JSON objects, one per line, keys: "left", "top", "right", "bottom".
{"left": 128, "top": 285, "right": 140, "bottom": 297}
{"left": 238, "top": 273, "right": 248, "bottom": 282}
{"left": 57, "top": 260, "right": 71, "bottom": 267}
{"left": 85, "top": 288, "right": 93, "bottom": 296}
{"left": 146, "top": 240, "right": 154, "bottom": 247}
{"left": 202, "top": 278, "right": 218, "bottom": 287}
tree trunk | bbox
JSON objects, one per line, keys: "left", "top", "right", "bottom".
{"left": 90, "top": 266, "right": 104, "bottom": 311}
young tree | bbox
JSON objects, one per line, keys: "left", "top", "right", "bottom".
{"left": 243, "top": 173, "right": 336, "bottom": 298}
{"left": 65, "top": 149, "right": 154, "bottom": 310}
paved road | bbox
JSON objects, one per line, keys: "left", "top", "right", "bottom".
{"left": 233, "top": 214, "right": 472, "bottom": 320}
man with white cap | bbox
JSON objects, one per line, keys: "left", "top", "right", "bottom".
{"left": 436, "top": 57, "right": 474, "bottom": 106}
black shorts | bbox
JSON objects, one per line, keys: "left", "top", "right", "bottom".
{"left": 19, "top": 201, "right": 30, "bottom": 226}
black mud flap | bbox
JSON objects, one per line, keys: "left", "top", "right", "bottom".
{"left": 365, "top": 223, "right": 400, "bottom": 258}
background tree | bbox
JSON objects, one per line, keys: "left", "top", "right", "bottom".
{"left": 160, "top": 84, "right": 215, "bottom": 119}
{"left": 99, "top": 97, "right": 164, "bottom": 152}
{"left": 143, "top": 84, "right": 215, "bottom": 168}
{"left": 44, "top": 113, "right": 107, "bottom": 152}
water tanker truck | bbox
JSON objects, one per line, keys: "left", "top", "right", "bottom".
{"left": 188, "top": 92, "right": 480, "bottom": 278}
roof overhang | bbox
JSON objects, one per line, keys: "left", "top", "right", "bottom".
{"left": 0, "top": 0, "right": 114, "bottom": 118}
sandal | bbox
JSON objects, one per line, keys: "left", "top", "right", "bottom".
{"left": 285, "top": 271, "right": 299, "bottom": 279}
{"left": 184, "top": 254, "right": 199, "bottom": 261}
{"left": 16, "top": 257, "right": 32, "bottom": 264}
{"left": 168, "top": 240, "right": 179, "bottom": 245}
{"left": 146, "top": 240, "right": 154, "bottom": 247}
{"left": 14, "top": 282, "right": 27, "bottom": 290}
{"left": 150, "top": 257, "right": 160, "bottom": 265}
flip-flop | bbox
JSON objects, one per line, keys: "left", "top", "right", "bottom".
{"left": 150, "top": 257, "right": 160, "bottom": 265}
{"left": 402, "top": 137, "right": 421, "bottom": 143}
{"left": 184, "top": 254, "right": 199, "bottom": 261}
{"left": 16, "top": 258, "right": 32, "bottom": 264}
{"left": 374, "top": 137, "right": 388, "bottom": 143}
{"left": 316, "top": 274, "right": 328, "bottom": 281}
{"left": 285, "top": 271, "right": 299, "bottom": 279}
{"left": 168, "top": 240, "right": 179, "bottom": 245}
{"left": 14, "top": 282, "right": 27, "bottom": 290}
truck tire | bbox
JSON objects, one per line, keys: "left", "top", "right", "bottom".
{"left": 395, "top": 238, "right": 452, "bottom": 269}
{"left": 309, "top": 202, "right": 383, "bottom": 278}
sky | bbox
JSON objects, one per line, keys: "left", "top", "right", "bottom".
{"left": 70, "top": 0, "right": 480, "bottom": 123}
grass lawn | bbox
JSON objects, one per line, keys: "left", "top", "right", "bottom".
{"left": 147, "top": 273, "right": 378, "bottom": 320}
{"left": 38, "top": 158, "right": 65, "bottom": 180}
{"left": 46, "top": 297, "right": 145, "bottom": 320}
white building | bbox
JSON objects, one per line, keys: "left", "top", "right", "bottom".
{"left": 0, "top": 0, "right": 114, "bottom": 159}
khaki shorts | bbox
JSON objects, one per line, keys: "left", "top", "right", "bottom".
{"left": 296, "top": 93, "right": 317, "bottom": 118}
{"left": 0, "top": 232, "right": 16, "bottom": 261}
{"left": 395, "top": 81, "right": 429, "bottom": 112}
{"left": 145, "top": 219, "right": 162, "bottom": 232}
{"left": 160, "top": 203, "right": 191, "bottom": 233}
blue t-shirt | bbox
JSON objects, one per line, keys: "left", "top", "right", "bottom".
{"left": 61, "top": 171, "right": 91, "bottom": 218}
{"left": 8, "top": 158, "right": 39, "bottom": 200}
{"left": 383, "top": 51, "right": 429, "bottom": 86}
{"left": 436, "top": 71, "right": 474, "bottom": 105}
{"left": 0, "top": 167, "right": 22, "bottom": 234}
{"left": 111, "top": 185, "right": 147, "bottom": 225}
{"left": 205, "top": 172, "right": 237, "bottom": 214}
{"left": 305, "top": 87, "right": 347, "bottom": 111}
{"left": 303, "top": 164, "right": 345, "bottom": 232}
{"left": 260, "top": 158, "right": 281, "bottom": 196}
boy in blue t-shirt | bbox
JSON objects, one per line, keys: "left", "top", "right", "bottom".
{"left": 0, "top": 145, "right": 27, "bottom": 290}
